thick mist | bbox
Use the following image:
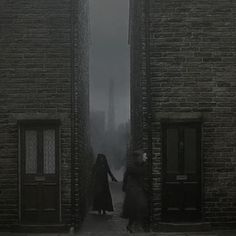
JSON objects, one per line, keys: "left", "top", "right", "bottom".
{"left": 89, "top": 0, "right": 130, "bottom": 125}
{"left": 89, "top": 0, "right": 130, "bottom": 178}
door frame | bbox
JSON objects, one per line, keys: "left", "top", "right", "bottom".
{"left": 161, "top": 119, "right": 203, "bottom": 222}
{"left": 18, "top": 119, "right": 61, "bottom": 224}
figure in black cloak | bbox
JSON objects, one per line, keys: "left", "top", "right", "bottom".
{"left": 122, "top": 150, "right": 148, "bottom": 232}
{"left": 92, "top": 153, "right": 118, "bottom": 215}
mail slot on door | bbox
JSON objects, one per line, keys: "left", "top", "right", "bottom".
{"left": 35, "top": 176, "right": 46, "bottom": 182}
{"left": 176, "top": 175, "right": 188, "bottom": 181}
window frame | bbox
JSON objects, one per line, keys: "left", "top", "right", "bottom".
{"left": 161, "top": 119, "right": 203, "bottom": 221}
{"left": 18, "top": 119, "right": 61, "bottom": 223}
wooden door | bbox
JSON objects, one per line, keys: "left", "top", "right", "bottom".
{"left": 20, "top": 124, "right": 59, "bottom": 224}
{"left": 162, "top": 122, "right": 201, "bottom": 222}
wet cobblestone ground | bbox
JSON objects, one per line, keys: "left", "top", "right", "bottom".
{"left": 78, "top": 182, "right": 127, "bottom": 234}
{"left": 0, "top": 182, "right": 235, "bottom": 236}
{"left": 77, "top": 183, "right": 236, "bottom": 236}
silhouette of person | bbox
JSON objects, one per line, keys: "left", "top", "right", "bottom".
{"left": 122, "top": 150, "right": 148, "bottom": 232}
{"left": 92, "top": 153, "right": 118, "bottom": 215}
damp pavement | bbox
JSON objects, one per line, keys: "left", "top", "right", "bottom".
{"left": 0, "top": 182, "right": 235, "bottom": 236}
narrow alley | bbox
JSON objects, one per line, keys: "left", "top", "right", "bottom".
{"left": 79, "top": 182, "right": 127, "bottom": 235}
{"left": 0, "top": 183, "right": 235, "bottom": 236}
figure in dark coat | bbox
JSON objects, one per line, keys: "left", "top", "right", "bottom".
{"left": 92, "top": 153, "right": 117, "bottom": 215}
{"left": 122, "top": 151, "right": 148, "bottom": 232}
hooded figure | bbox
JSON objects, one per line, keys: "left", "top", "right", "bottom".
{"left": 122, "top": 150, "right": 148, "bottom": 232}
{"left": 92, "top": 153, "right": 117, "bottom": 214}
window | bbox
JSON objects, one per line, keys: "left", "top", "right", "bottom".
{"left": 25, "top": 130, "right": 37, "bottom": 174}
{"left": 43, "top": 129, "right": 56, "bottom": 174}
{"left": 19, "top": 120, "right": 60, "bottom": 176}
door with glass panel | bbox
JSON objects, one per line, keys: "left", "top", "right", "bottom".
{"left": 20, "top": 123, "right": 59, "bottom": 224}
{"left": 162, "top": 122, "right": 201, "bottom": 221}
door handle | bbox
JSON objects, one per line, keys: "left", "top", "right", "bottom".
{"left": 35, "top": 176, "right": 45, "bottom": 182}
{"left": 176, "top": 175, "right": 188, "bottom": 181}
{"left": 179, "top": 141, "right": 184, "bottom": 152}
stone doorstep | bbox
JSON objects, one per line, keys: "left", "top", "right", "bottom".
{"left": 75, "top": 230, "right": 234, "bottom": 236}
{"left": 75, "top": 233, "right": 217, "bottom": 236}
{"left": 0, "top": 232, "right": 229, "bottom": 236}
{"left": 0, "top": 230, "right": 235, "bottom": 236}
{"left": 158, "top": 222, "right": 212, "bottom": 232}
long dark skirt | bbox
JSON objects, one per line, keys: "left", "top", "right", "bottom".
{"left": 93, "top": 180, "right": 114, "bottom": 211}
{"left": 122, "top": 185, "right": 148, "bottom": 221}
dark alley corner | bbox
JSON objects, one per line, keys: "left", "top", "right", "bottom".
{"left": 0, "top": 0, "right": 236, "bottom": 235}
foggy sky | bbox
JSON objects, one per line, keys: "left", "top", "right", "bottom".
{"left": 89, "top": 0, "right": 130, "bottom": 126}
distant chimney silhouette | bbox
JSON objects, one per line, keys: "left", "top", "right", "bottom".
{"left": 107, "top": 79, "right": 115, "bottom": 132}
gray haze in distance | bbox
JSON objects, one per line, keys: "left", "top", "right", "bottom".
{"left": 89, "top": 0, "right": 130, "bottom": 126}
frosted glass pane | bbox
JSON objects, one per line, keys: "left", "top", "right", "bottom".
{"left": 25, "top": 130, "right": 37, "bottom": 174}
{"left": 43, "top": 129, "right": 55, "bottom": 174}
{"left": 184, "top": 128, "right": 197, "bottom": 173}
{"left": 167, "top": 128, "right": 179, "bottom": 173}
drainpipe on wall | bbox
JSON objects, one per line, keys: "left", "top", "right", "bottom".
{"left": 70, "top": 0, "right": 76, "bottom": 231}
{"left": 144, "top": 0, "right": 153, "bottom": 229}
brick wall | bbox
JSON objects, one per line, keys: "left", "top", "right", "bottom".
{"left": 130, "top": 0, "right": 236, "bottom": 228}
{"left": 130, "top": 0, "right": 146, "bottom": 151}
{"left": 71, "top": 0, "right": 91, "bottom": 228}
{"left": 0, "top": 0, "right": 89, "bottom": 229}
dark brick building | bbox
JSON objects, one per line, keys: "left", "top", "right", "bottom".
{"left": 130, "top": 0, "right": 236, "bottom": 229}
{"left": 0, "top": 0, "right": 90, "bottom": 231}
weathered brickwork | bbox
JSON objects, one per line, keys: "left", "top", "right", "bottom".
{"left": 130, "top": 0, "right": 146, "bottom": 150}
{"left": 130, "top": 0, "right": 236, "bottom": 229}
{"left": 71, "top": 0, "right": 91, "bottom": 228}
{"left": 0, "top": 0, "right": 89, "bottom": 230}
